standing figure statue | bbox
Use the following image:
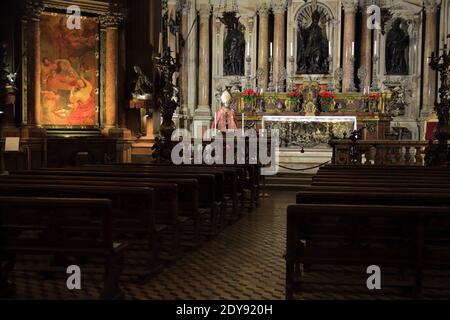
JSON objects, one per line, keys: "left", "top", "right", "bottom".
{"left": 296, "top": 10, "right": 329, "bottom": 74}
{"left": 220, "top": 12, "right": 245, "bottom": 76}
{"left": 385, "top": 19, "right": 409, "bottom": 75}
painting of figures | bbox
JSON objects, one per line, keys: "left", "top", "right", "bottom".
{"left": 40, "top": 13, "right": 99, "bottom": 127}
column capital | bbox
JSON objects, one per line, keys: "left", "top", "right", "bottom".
{"left": 25, "top": 0, "right": 44, "bottom": 21}
{"left": 342, "top": 0, "right": 358, "bottom": 12}
{"left": 257, "top": 3, "right": 270, "bottom": 16}
{"left": 423, "top": 0, "right": 439, "bottom": 13}
{"left": 198, "top": 4, "right": 211, "bottom": 17}
{"left": 272, "top": 1, "right": 287, "bottom": 15}
{"left": 180, "top": 0, "right": 191, "bottom": 15}
{"left": 100, "top": 12, "right": 125, "bottom": 28}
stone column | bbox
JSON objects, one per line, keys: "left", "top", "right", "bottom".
{"left": 342, "top": 0, "right": 357, "bottom": 92}
{"left": 258, "top": 3, "right": 270, "bottom": 91}
{"left": 101, "top": 12, "right": 125, "bottom": 136}
{"left": 272, "top": 1, "right": 287, "bottom": 91}
{"left": 422, "top": 0, "right": 438, "bottom": 116}
{"left": 360, "top": 5, "right": 372, "bottom": 91}
{"left": 196, "top": 4, "right": 211, "bottom": 115}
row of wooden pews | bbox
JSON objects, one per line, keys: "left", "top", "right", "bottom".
{"left": 0, "top": 163, "right": 260, "bottom": 299}
{"left": 286, "top": 165, "right": 450, "bottom": 299}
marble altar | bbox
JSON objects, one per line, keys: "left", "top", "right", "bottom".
{"left": 262, "top": 115, "right": 357, "bottom": 148}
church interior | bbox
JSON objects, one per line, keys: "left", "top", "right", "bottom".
{"left": 0, "top": 0, "right": 450, "bottom": 301}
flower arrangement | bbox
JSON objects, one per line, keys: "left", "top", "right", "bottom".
{"left": 366, "top": 93, "right": 380, "bottom": 112}
{"left": 367, "top": 93, "right": 380, "bottom": 101}
{"left": 242, "top": 89, "right": 259, "bottom": 104}
{"left": 286, "top": 90, "right": 303, "bottom": 111}
{"left": 318, "top": 91, "right": 335, "bottom": 112}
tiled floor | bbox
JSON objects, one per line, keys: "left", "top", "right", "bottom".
{"left": 8, "top": 191, "right": 290, "bottom": 300}
{"left": 6, "top": 191, "right": 450, "bottom": 300}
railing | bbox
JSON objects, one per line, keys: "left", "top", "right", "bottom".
{"left": 329, "top": 140, "right": 430, "bottom": 166}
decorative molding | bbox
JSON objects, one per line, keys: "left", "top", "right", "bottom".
{"left": 257, "top": 3, "right": 270, "bottom": 16}
{"left": 180, "top": 0, "right": 191, "bottom": 15}
{"left": 198, "top": 4, "right": 211, "bottom": 17}
{"left": 25, "top": 0, "right": 44, "bottom": 21}
{"left": 342, "top": 0, "right": 358, "bottom": 12}
{"left": 100, "top": 11, "right": 125, "bottom": 28}
{"left": 272, "top": 1, "right": 287, "bottom": 14}
{"left": 423, "top": 0, "right": 439, "bottom": 13}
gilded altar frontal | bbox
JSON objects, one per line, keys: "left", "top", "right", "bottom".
{"left": 1, "top": 0, "right": 450, "bottom": 310}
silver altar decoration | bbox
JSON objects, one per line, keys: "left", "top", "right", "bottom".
{"left": 262, "top": 115, "right": 357, "bottom": 148}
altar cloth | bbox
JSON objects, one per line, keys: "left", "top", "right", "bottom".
{"left": 262, "top": 115, "right": 357, "bottom": 148}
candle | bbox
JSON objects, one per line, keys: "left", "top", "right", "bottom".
{"left": 351, "top": 42, "right": 355, "bottom": 57}
{"left": 167, "top": 25, "right": 170, "bottom": 47}
{"left": 290, "top": 42, "right": 293, "bottom": 57}
{"left": 373, "top": 40, "right": 377, "bottom": 55}
{"left": 328, "top": 41, "right": 331, "bottom": 56}
{"left": 242, "top": 113, "right": 245, "bottom": 134}
{"left": 270, "top": 42, "right": 273, "bottom": 57}
{"left": 158, "top": 32, "right": 162, "bottom": 55}
{"left": 247, "top": 41, "right": 250, "bottom": 56}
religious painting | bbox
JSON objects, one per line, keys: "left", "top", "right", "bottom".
{"left": 39, "top": 13, "right": 99, "bottom": 127}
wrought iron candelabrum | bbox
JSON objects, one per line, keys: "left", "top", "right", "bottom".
{"left": 425, "top": 41, "right": 450, "bottom": 166}
{"left": 152, "top": 48, "right": 181, "bottom": 162}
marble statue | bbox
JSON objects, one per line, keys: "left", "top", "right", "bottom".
{"left": 212, "top": 90, "right": 239, "bottom": 132}
{"left": 296, "top": 10, "right": 329, "bottom": 74}
{"left": 385, "top": 19, "right": 409, "bottom": 75}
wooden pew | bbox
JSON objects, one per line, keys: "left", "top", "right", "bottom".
{"left": 0, "top": 196, "right": 127, "bottom": 299}
{"left": 33, "top": 166, "right": 235, "bottom": 225}
{"left": 0, "top": 174, "right": 203, "bottom": 245}
{"left": 286, "top": 204, "right": 450, "bottom": 299}
{"left": 0, "top": 182, "right": 171, "bottom": 271}
{"left": 97, "top": 163, "right": 261, "bottom": 211}
{"left": 11, "top": 170, "right": 221, "bottom": 236}
{"left": 70, "top": 164, "right": 244, "bottom": 220}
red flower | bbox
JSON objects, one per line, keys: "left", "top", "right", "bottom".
{"left": 319, "top": 91, "right": 335, "bottom": 99}
{"left": 368, "top": 93, "right": 380, "bottom": 100}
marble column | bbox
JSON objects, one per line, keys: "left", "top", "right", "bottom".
{"left": 196, "top": 4, "right": 211, "bottom": 115}
{"left": 422, "top": 0, "right": 438, "bottom": 115}
{"left": 25, "top": 1, "right": 44, "bottom": 128}
{"left": 258, "top": 3, "right": 270, "bottom": 91}
{"left": 272, "top": 2, "right": 287, "bottom": 91}
{"left": 101, "top": 12, "right": 124, "bottom": 134}
{"left": 342, "top": 0, "right": 357, "bottom": 92}
{"left": 360, "top": 6, "right": 372, "bottom": 91}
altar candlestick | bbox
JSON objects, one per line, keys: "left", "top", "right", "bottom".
{"left": 176, "top": 32, "right": 179, "bottom": 54}
{"left": 270, "top": 42, "right": 273, "bottom": 57}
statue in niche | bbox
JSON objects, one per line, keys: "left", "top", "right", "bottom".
{"left": 296, "top": 10, "right": 329, "bottom": 74}
{"left": 385, "top": 19, "right": 409, "bottom": 75}
{"left": 220, "top": 11, "right": 245, "bottom": 76}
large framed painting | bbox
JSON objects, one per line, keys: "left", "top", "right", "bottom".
{"left": 39, "top": 12, "right": 100, "bottom": 128}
